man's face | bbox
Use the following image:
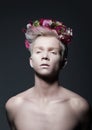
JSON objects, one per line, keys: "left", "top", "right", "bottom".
{"left": 30, "top": 36, "right": 63, "bottom": 77}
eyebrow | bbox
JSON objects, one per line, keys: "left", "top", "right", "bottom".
{"left": 34, "top": 47, "right": 60, "bottom": 51}
{"left": 34, "top": 47, "right": 44, "bottom": 50}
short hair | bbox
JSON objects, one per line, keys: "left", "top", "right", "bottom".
{"left": 23, "top": 19, "right": 73, "bottom": 68}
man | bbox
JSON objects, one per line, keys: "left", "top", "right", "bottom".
{"left": 5, "top": 18, "right": 91, "bottom": 130}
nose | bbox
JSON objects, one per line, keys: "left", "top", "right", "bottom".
{"left": 41, "top": 52, "right": 49, "bottom": 60}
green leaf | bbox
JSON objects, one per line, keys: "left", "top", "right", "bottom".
{"left": 33, "top": 20, "right": 40, "bottom": 26}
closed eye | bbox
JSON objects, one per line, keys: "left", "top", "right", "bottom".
{"left": 36, "top": 51, "right": 41, "bottom": 53}
{"left": 51, "top": 51, "right": 57, "bottom": 55}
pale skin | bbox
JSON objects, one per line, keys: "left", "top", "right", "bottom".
{"left": 5, "top": 36, "right": 91, "bottom": 130}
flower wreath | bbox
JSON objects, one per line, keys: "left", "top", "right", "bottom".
{"left": 23, "top": 18, "right": 73, "bottom": 49}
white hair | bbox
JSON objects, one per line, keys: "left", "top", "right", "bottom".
{"left": 25, "top": 26, "right": 66, "bottom": 57}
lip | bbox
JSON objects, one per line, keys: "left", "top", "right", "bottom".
{"left": 40, "top": 64, "right": 50, "bottom": 67}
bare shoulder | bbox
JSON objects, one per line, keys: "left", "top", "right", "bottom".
{"left": 5, "top": 95, "right": 24, "bottom": 111}
{"left": 5, "top": 96, "right": 23, "bottom": 123}
{"left": 5, "top": 95, "right": 25, "bottom": 119}
{"left": 61, "top": 87, "right": 91, "bottom": 116}
{"left": 67, "top": 90, "right": 92, "bottom": 129}
{"left": 5, "top": 87, "right": 34, "bottom": 117}
{"left": 70, "top": 95, "right": 90, "bottom": 114}
{"left": 63, "top": 88, "right": 92, "bottom": 120}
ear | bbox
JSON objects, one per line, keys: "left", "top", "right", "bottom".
{"left": 63, "top": 59, "right": 67, "bottom": 68}
{"left": 29, "top": 56, "right": 33, "bottom": 68}
{"left": 60, "top": 58, "right": 68, "bottom": 69}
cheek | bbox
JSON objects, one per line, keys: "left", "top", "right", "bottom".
{"left": 30, "top": 55, "right": 38, "bottom": 68}
{"left": 51, "top": 56, "right": 61, "bottom": 67}
{"left": 32, "top": 58, "right": 39, "bottom": 66}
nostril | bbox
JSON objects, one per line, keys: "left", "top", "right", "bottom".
{"left": 42, "top": 57, "right": 48, "bottom": 60}
{"left": 41, "top": 52, "right": 50, "bottom": 60}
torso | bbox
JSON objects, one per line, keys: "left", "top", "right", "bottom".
{"left": 6, "top": 87, "right": 88, "bottom": 130}
{"left": 14, "top": 99, "right": 79, "bottom": 130}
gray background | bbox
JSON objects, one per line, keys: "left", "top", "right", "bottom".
{"left": 0, "top": 0, "right": 92, "bottom": 129}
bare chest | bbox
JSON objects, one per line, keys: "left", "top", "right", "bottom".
{"left": 14, "top": 101, "right": 79, "bottom": 130}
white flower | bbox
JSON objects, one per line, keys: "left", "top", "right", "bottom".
{"left": 56, "top": 21, "right": 62, "bottom": 25}
{"left": 59, "top": 34, "right": 64, "bottom": 38}
{"left": 66, "top": 28, "right": 73, "bottom": 36}
{"left": 26, "top": 23, "right": 32, "bottom": 29}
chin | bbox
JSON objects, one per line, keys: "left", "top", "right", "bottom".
{"left": 35, "top": 71, "right": 59, "bottom": 79}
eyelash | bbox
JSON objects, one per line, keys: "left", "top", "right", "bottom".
{"left": 35, "top": 51, "right": 57, "bottom": 54}
{"left": 36, "top": 51, "right": 41, "bottom": 53}
{"left": 51, "top": 52, "right": 57, "bottom": 54}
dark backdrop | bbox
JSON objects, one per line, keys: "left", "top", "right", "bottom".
{"left": 0, "top": 0, "right": 92, "bottom": 130}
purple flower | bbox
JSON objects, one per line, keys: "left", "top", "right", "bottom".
{"left": 55, "top": 25, "right": 62, "bottom": 35}
{"left": 24, "top": 18, "right": 73, "bottom": 46}
{"left": 39, "top": 18, "right": 44, "bottom": 25}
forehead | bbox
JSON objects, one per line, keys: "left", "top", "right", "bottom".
{"left": 33, "top": 36, "right": 61, "bottom": 49}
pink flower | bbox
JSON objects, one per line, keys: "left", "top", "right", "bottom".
{"left": 42, "top": 19, "right": 52, "bottom": 27}
{"left": 25, "top": 40, "right": 30, "bottom": 49}
{"left": 24, "top": 18, "right": 73, "bottom": 46}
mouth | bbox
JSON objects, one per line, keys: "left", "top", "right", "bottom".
{"left": 40, "top": 64, "right": 50, "bottom": 67}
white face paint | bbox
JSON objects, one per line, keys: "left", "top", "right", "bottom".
{"left": 29, "top": 36, "right": 64, "bottom": 77}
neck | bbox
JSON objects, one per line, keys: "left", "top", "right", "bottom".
{"left": 33, "top": 73, "right": 61, "bottom": 100}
